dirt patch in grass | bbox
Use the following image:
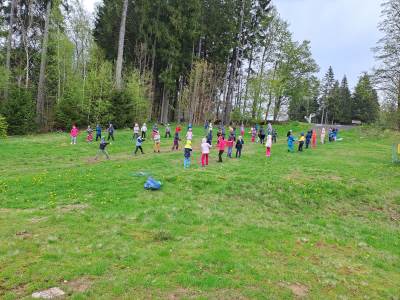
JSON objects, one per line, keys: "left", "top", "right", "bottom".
{"left": 64, "top": 277, "right": 93, "bottom": 293}
{"left": 279, "top": 282, "right": 309, "bottom": 298}
{"left": 16, "top": 230, "right": 32, "bottom": 239}
{"left": 57, "top": 204, "right": 89, "bottom": 213}
{"left": 30, "top": 217, "right": 48, "bottom": 223}
{"left": 167, "top": 288, "right": 196, "bottom": 299}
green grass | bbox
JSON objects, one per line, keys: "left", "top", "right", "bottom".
{"left": 0, "top": 124, "right": 399, "bottom": 299}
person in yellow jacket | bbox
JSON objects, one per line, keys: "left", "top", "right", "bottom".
{"left": 298, "top": 132, "right": 305, "bottom": 152}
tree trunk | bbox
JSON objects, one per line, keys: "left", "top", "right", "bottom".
{"left": 36, "top": 0, "right": 51, "bottom": 128}
{"left": 115, "top": 0, "right": 129, "bottom": 90}
{"left": 5, "top": 0, "right": 17, "bottom": 99}
{"left": 242, "top": 48, "right": 253, "bottom": 116}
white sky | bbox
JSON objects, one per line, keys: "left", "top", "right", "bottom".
{"left": 83, "top": 0, "right": 383, "bottom": 90}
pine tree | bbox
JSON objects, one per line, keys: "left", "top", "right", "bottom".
{"left": 339, "top": 76, "right": 352, "bottom": 124}
{"left": 320, "top": 66, "right": 335, "bottom": 124}
{"left": 352, "top": 73, "right": 380, "bottom": 123}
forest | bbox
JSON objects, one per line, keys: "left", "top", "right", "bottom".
{"left": 0, "top": 0, "right": 398, "bottom": 135}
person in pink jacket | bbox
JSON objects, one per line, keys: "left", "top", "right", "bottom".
{"left": 217, "top": 136, "right": 226, "bottom": 163}
{"left": 70, "top": 125, "right": 79, "bottom": 145}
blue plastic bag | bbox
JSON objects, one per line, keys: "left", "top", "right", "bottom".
{"left": 144, "top": 177, "right": 162, "bottom": 190}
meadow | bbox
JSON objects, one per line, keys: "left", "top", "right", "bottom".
{"left": 0, "top": 124, "right": 399, "bottom": 299}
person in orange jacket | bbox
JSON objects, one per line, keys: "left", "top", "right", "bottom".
{"left": 312, "top": 129, "right": 317, "bottom": 148}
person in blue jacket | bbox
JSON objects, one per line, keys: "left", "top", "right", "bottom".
{"left": 287, "top": 130, "right": 295, "bottom": 153}
{"left": 305, "top": 130, "right": 312, "bottom": 149}
{"left": 95, "top": 124, "right": 102, "bottom": 141}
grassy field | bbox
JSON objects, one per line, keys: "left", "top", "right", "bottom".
{"left": 0, "top": 124, "right": 399, "bottom": 299}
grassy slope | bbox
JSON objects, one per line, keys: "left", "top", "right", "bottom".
{"left": 0, "top": 124, "right": 399, "bottom": 299}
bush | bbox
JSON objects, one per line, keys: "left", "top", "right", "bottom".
{"left": 55, "top": 96, "right": 84, "bottom": 130}
{"left": 0, "top": 115, "right": 7, "bottom": 138}
{"left": 2, "top": 88, "right": 36, "bottom": 135}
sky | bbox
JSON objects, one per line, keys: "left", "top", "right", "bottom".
{"left": 83, "top": 0, "right": 383, "bottom": 90}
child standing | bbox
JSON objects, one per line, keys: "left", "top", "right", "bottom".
{"left": 266, "top": 134, "right": 272, "bottom": 157}
{"left": 298, "top": 133, "right": 305, "bottom": 152}
{"left": 251, "top": 127, "right": 257, "bottom": 143}
{"left": 207, "top": 130, "right": 213, "bottom": 145}
{"left": 171, "top": 131, "right": 180, "bottom": 151}
{"left": 95, "top": 138, "right": 110, "bottom": 160}
{"left": 95, "top": 124, "right": 102, "bottom": 141}
{"left": 184, "top": 140, "right": 192, "bottom": 168}
{"left": 153, "top": 130, "right": 161, "bottom": 153}
{"left": 305, "top": 130, "right": 312, "bottom": 149}
{"left": 321, "top": 127, "right": 326, "bottom": 144}
{"left": 70, "top": 125, "right": 79, "bottom": 145}
{"left": 141, "top": 123, "right": 147, "bottom": 139}
{"left": 235, "top": 136, "right": 244, "bottom": 158}
{"left": 217, "top": 136, "right": 226, "bottom": 163}
{"left": 287, "top": 131, "right": 295, "bottom": 153}
{"left": 134, "top": 136, "right": 145, "bottom": 155}
{"left": 226, "top": 136, "right": 234, "bottom": 158}
{"left": 186, "top": 128, "right": 193, "bottom": 141}
{"left": 240, "top": 124, "right": 245, "bottom": 137}
{"left": 86, "top": 125, "right": 93, "bottom": 143}
{"left": 165, "top": 124, "right": 171, "bottom": 138}
{"left": 201, "top": 138, "right": 212, "bottom": 167}
{"left": 133, "top": 123, "right": 140, "bottom": 139}
{"left": 107, "top": 123, "right": 115, "bottom": 141}
{"left": 272, "top": 128, "right": 277, "bottom": 143}
{"left": 312, "top": 129, "right": 317, "bottom": 148}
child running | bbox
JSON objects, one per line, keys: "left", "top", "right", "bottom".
{"left": 86, "top": 125, "right": 93, "bottom": 143}
{"left": 266, "top": 134, "right": 272, "bottom": 158}
{"left": 134, "top": 136, "right": 145, "bottom": 155}
{"left": 153, "top": 130, "right": 161, "bottom": 153}
{"left": 235, "top": 136, "right": 244, "bottom": 158}
{"left": 217, "top": 136, "right": 226, "bottom": 163}
{"left": 70, "top": 125, "right": 79, "bottom": 145}
{"left": 201, "top": 138, "right": 212, "bottom": 167}
{"left": 184, "top": 140, "right": 192, "bottom": 169}
{"left": 298, "top": 132, "right": 305, "bottom": 152}
{"left": 95, "top": 138, "right": 110, "bottom": 160}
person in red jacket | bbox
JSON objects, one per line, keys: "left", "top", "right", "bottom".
{"left": 226, "top": 136, "right": 234, "bottom": 158}
{"left": 70, "top": 125, "right": 79, "bottom": 145}
{"left": 217, "top": 136, "right": 226, "bottom": 163}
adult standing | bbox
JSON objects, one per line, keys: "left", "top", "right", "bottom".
{"left": 321, "top": 128, "right": 326, "bottom": 144}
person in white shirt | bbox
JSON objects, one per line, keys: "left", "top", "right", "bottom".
{"left": 200, "top": 138, "right": 212, "bottom": 167}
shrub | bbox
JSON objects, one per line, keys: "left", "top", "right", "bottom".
{"left": 2, "top": 88, "right": 36, "bottom": 135}
{"left": 0, "top": 115, "right": 7, "bottom": 138}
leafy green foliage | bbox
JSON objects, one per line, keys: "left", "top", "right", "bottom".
{"left": 352, "top": 74, "right": 380, "bottom": 123}
{"left": 0, "top": 115, "right": 8, "bottom": 138}
{"left": 2, "top": 88, "right": 36, "bottom": 135}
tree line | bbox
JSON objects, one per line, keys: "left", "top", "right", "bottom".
{"left": 0, "top": 0, "right": 395, "bottom": 135}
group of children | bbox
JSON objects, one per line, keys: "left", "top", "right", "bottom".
{"left": 69, "top": 121, "right": 338, "bottom": 166}
{"left": 286, "top": 127, "right": 336, "bottom": 153}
